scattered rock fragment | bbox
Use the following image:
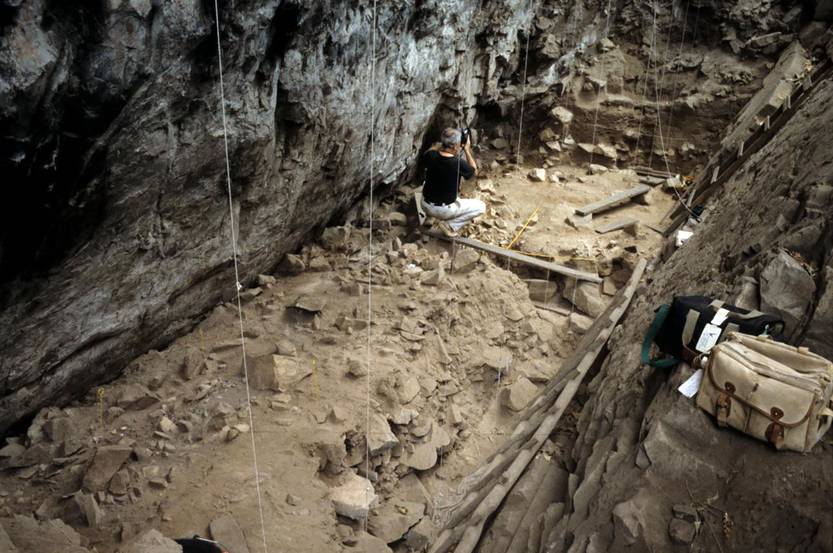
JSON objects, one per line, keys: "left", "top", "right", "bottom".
{"left": 759, "top": 250, "right": 815, "bottom": 337}
{"left": 367, "top": 414, "right": 399, "bottom": 455}
{"left": 279, "top": 254, "right": 306, "bottom": 274}
{"left": 368, "top": 500, "right": 426, "bottom": 543}
{"left": 453, "top": 248, "right": 480, "bottom": 273}
{"left": 568, "top": 312, "right": 593, "bottom": 335}
{"left": 116, "top": 384, "right": 160, "bottom": 411}
{"left": 528, "top": 168, "right": 547, "bottom": 182}
{"left": 588, "top": 163, "right": 609, "bottom": 175}
{"left": 83, "top": 446, "right": 132, "bottom": 492}
{"left": 329, "top": 472, "right": 378, "bottom": 520}
{"left": 612, "top": 499, "right": 644, "bottom": 546}
{"left": 500, "top": 377, "right": 538, "bottom": 411}
{"left": 668, "top": 518, "right": 696, "bottom": 545}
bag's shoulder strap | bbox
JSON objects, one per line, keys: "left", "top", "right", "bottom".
{"left": 642, "top": 304, "right": 679, "bottom": 369}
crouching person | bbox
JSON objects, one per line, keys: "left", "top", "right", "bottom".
{"left": 421, "top": 127, "right": 486, "bottom": 237}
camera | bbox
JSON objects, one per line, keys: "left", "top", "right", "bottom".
{"left": 460, "top": 127, "right": 470, "bottom": 146}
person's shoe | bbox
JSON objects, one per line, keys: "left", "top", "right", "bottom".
{"left": 436, "top": 221, "right": 459, "bottom": 238}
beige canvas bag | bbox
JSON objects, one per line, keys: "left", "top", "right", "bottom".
{"left": 696, "top": 332, "right": 833, "bottom": 452}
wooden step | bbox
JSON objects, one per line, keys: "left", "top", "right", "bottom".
{"left": 594, "top": 218, "right": 639, "bottom": 235}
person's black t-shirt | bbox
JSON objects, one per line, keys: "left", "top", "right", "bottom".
{"left": 422, "top": 150, "right": 475, "bottom": 205}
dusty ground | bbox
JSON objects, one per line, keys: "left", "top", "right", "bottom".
{"left": 0, "top": 153, "right": 676, "bottom": 552}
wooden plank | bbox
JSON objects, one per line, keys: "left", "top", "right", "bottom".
{"left": 574, "top": 185, "right": 651, "bottom": 216}
{"left": 638, "top": 175, "right": 666, "bottom": 187}
{"left": 632, "top": 166, "right": 674, "bottom": 179}
{"left": 424, "top": 230, "right": 602, "bottom": 283}
{"left": 594, "top": 218, "right": 638, "bottom": 234}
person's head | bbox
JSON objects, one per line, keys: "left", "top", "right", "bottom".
{"left": 440, "top": 128, "right": 462, "bottom": 153}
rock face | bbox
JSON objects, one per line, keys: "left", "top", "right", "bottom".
{"left": 0, "top": 0, "right": 540, "bottom": 431}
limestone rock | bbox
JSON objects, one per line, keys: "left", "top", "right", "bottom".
{"left": 210, "top": 514, "right": 250, "bottom": 553}
{"left": 588, "top": 163, "right": 609, "bottom": 175}
{"left": 491, "top": 137, "right": 509, "bottom": 149}
{"left": 405, "top": 517, "right": 436, "bottom": 550}
{"left": 368, "top": 500, "right": 426, "bottom": 543}
{"left": 367, "top": 414, "right": 399, "bottom": 455}
{"left": 116, "top": 384, "right": 160, "bottom": 411}
{"left": 329, "top": 472, "right": 378, "bottom": 520}
{"left": 563, "top": 280, "right": 606, "bottom": 318}
{"left": 248, "top": 355, "right": 311, "bottom": 392}
{"left": 528, "top": 168, "right": 547, "bottom": 182}
{"left": 550, "top": 106, "right": 574, "bottom": 125}
{"left": 612, "top": 500, "right": 644, "bottom": 546}
{"left": 453, "top": 248, "right": 480, "bottom": 273}
{"left": 760, "top": 250, "right": 816, "bottom": 338}
{"left": 524, "top": 279, "right": 558, "bottom": 302}
{"left": 83, "top": 446, "right": 132, "bottom": 492}
{"left": 500, "top": 377, "right": 538, "bottom": 411}
{"left": 1, "top": 515, "right": 90, "bottom": 553}
{"left": 279, "top": 254, "right": 306, "bottom": 274}
{"left": 353, "top": 531, "right": 393, "bottom": 553}
{"left": 121, "top": 529, "right": 182, "bottom": 553}
{"left": 396, "top": 374, "right": 421, "bottom": 404}
{"left": 75, "top": 493, "right": 103, "bottom": 528}
{"left": 568, "top": 312, "right": 593, "bottom": 335}
{"left": 805, "top": 267, "right": 833, "bottom": 359}
{"left": 668, "top": 518, "right": 696, "bottom": 545}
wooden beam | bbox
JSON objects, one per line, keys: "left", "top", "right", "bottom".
{"left": 638, "top": 175, "right": 667, "bottom": 187}
{"left": 595, "top": 218, "right": 639, "bottom": 234}
{"left": 574, "top": 185, "right": 651, "bottom": 216}
{"left": 632, "top": 166, "right": 674, "bottom": 179}
{"left": 424, "top": 231, "right": 602, "bottom": 283}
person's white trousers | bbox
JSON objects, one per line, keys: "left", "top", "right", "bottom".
{"left": 421, "top": 198, "right": 486, "bottom": 231}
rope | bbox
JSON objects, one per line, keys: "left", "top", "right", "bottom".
{"left": 364, "top": 0, "right": 377, "bottom": 534}
{"left": 514, "top": 0, "right": 534, "bottom": 164}
{"left": 587, "top": 0, "right": 615, "bottom": 167}
{"left": 212, "top": 2, "right": 269, "bottom": 552}
{"left": 650, "top": 0, "right": 700, "bottom": 221}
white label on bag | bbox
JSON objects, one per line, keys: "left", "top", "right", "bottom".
{"left": 711, "top": 308, "right": 730, "bottom": 326}
{"left": 696, "top": 323, "right": 723, "bottom": 352}
{"left": 678, "top": 368, "right": 704, "bottom": 398}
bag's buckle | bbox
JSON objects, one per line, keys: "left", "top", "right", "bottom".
{"left": 766, "top": 407, "right": 785, "bottom": 449}
{"left": 716, "top": 382, "right": 735, "bottom": 427}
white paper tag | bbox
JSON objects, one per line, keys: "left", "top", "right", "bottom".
{"left": 678, "top": 368, "right": 704, "bottom": 398}
{"left": 711, "top": 308, "right": 730, "bottom": 326}
{"left": 695, "top": 323, "right": 723, "bottom": 352}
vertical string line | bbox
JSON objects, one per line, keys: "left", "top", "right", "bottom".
{"left": 514, "top": 0, "right": 534, "bottom": 165}
{"left": 364, "top": 0, "right": 377, "bottom": 534}
{"left": 588, "top": 0, "right": 615, "bottom": 167}
{"left": 212, "top": 2, "right": 269, "bottom": 552}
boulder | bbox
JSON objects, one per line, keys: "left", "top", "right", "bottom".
{"left": 500, "top": 377, "right": 538, "bottom": 411}
{"left": 759, "top": 250, "right": 815, "bottom": 337}
{"left": 210, "top": 514, "right": 250, "bottom": 553}
{"left": 83, "top": 446, "right": 132, "bottom": 492}
{"left": 248, "top": 355, "right": 311, "bottom": 392}
{"left": 329, "top": 472, "right": 378, "bottom": 520}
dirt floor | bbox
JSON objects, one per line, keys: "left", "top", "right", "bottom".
{"left": 0, "top": 153, "right": 678, "bottom": 552}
